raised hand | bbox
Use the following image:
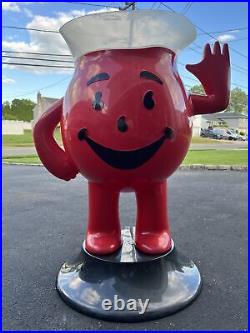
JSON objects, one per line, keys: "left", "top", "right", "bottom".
{"left": 185, "top": 42, "right": 231, "bottom": 116}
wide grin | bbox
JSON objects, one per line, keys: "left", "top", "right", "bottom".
{"left": 78, "top": 127, "right": 173, "bottom": 170}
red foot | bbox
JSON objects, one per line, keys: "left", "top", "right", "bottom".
{"left": 86, "top": 231, "right": 122, "bottom": 255}
{"left": 135, "top": 231, "right": 172, "bottom": 255}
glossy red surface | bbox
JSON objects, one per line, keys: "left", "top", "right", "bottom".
{"left": 33, "top": 45, "right": 230, "bottom": 255}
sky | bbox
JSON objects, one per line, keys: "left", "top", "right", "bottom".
{"left": 2, "top": 1, "right": 248, "bottom": 103}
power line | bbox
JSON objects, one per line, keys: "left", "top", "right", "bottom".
{"left": 119, "top": 2, "right": 136, "bottom": 10}
{"left": 2, "top": 62, "right": 74, "bottom": 69}
{"left": 3, "top": 56, "right": 247, "bottom": 87}
{"left": 194, "top": 24, "right": 248, "bottom": 59}
{"left": 197, "top": 27, "right": 248, "bottom": 35}
{"left": 2, "top": 55, "right": 73, "bottom": 63}
{"left": 4, "top": 57, "right": 245, "bottom": 88}
{"left": 2, "top": 25, "right": 58, "bottom": 33}
{"left": 191, "top": 37, "right": 248, "bottom": 47}
{"left": 4, "top": 77, "right": 71, "bottom": 99}
{"left": 160, "top": 3, "right": 175, "bottom": 12}
{"left": 160, "top": 3, "right": 248, "bottom": 59}
{"left": 150, "top": 2, "right": 157, "bottom": 9}
{"left": 231, "top": 82, "right": 248, "bottom": 90}
{"left": 2, "top": 50, "right": 72, "bottom": 57}
{"left": 2, "top": 4, "right": 247, "bottom": 87}
{"left": 160, "top": 2, "right": 248, "bottom": 78}
{"left": 182, "top": 2, "right": 193, "bottom": 15}
{"left": 186, "top": 47, "right": 248, "bottom": 74}
{"left": 65, "top": 2, "right": 120, "bottom": 8}
{"left": 233, "top": 64, "right": 248, "bottom": 72}
{"left": 178, "top": 63, "right": 248, "bottom": 89}
{"left": 11, "top": 1, "right": 119, "bottom": 7}
{"left": 181, "top": 2, "right": 190, "bottom": 13}
{"left": 4, "top": 25, "right": 247, "bottom": 38}
{"left": 156, "top": 2, "right": 163, "bottom": 9}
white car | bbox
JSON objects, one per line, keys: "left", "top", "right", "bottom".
{"left": 211, "top": 128, "right": 227, "bottom": 139}
{"left": 224, "top": 130, "right": 237, "bottom": 140}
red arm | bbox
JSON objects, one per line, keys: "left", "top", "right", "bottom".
{"left": 185, "top": 42, "right": 231, "bottom": 116}
{"left": 33, "top": 98, "right": 78, "bottom": 181}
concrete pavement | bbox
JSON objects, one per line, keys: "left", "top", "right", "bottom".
{"left": 2, "top": 146, "right": 37, "bottom": 157}
{"left": 3, "top": 165, "right": 247, "bottom": 330}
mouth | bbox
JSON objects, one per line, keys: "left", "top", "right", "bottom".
{"left": 78, "top": 127, "right": 174, "bottom": 170}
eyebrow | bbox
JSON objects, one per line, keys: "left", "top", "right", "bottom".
{"left": 87, "top": 72, "right": 110, "bottom": 86}
{"left": 140, "top": 71, "right": 163, "bottom": 85}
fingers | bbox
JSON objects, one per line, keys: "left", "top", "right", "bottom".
{"left": 213, "top": 41, "right": 221, "bottom": 55}
{"left": 204, "top": 42, "right": 222, "bottom": 56}
{"left": 204, "top": 43, "right": 212, "bottom": 57}
{"left": 223, "top": 43, "right": 230, "bottom": 62}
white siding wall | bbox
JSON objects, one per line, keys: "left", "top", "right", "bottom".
{"left": 2, "top": 120, "right": 31, "bottom": 135}
{"left": 192, "top": 115, "right": 209, "bottom": 136}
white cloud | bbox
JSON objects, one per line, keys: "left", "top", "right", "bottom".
{"left": 230, "top": 30, "right": 240, "bottom": 33}
{"left": 2, "top": 78, "right": 16, "bottom": 85}
{"left": 217, "top": 34, "right": 236, "bottom": 43}
{"left": 2, "top": 2, "right": 20, "bottom": 12}
{"left": 2, "top": 8, "right": 118, "bottom": 74}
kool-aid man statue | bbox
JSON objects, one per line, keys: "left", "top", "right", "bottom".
{"left": 33, "top": 10, "right": 230, "bottom": 321}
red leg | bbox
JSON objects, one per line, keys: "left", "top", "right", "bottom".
{"left": 86, "top": 182, "right": 122, "bottom": 255}
{"left": 135, "top": 181, "right": 171, "bottom": 255}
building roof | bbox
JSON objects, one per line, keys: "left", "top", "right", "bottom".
{"left": 203, "top": 112, "right": 248, "bottom": 121}
{"left": 40, "top": 97, "right": 59, "bottom": 103}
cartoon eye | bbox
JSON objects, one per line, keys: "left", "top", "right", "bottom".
{"left": 143, "top": 91, "right": 155, "bottom": 110}
{"left": 92, "top": 91, "right": 104, "bottom": 111}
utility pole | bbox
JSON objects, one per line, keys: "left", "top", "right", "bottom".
{"left": 119, "top": 2, "right": 136, "bottom": 10}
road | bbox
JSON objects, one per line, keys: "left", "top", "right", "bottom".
{"left": 3, "top": 165, "right": 248, "bottom": 330}
{"left": 2, "top": 141, "right": 248, "bottom": 157}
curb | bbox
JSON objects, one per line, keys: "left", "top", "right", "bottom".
{"left": 179, "top": 164, "right": 247, "bottom": 171}
{"left": 3, "top": 162, "right": 43, "bottom": 167}
{"left": 2, "top": 162, "right": 247, "bottom": 171}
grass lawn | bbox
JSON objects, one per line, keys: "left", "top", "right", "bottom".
{"left": 2, "top": 129, "right": 62, "bottom": 147}
{"left": 3, "top": 155, "right": 42, "bottom": 164}
{"left": 183, "top": 149, "right": 247, "bottom": 165}
{"left": 2, "top": 150, "right": 248, "bottom": 166}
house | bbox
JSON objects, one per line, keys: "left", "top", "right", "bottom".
{"left": 192, "top": 112, "right": 248, "bottom": 136}
{"left": 32, "top": 92, "right": 59, "bottom": 127}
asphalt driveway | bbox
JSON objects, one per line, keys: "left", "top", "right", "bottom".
{"left": 2, "top": 165, "right": 248, "bottom": 330}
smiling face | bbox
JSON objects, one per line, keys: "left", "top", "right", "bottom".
{"left": 61, "top": 48, "right": 193, "bottom": 186}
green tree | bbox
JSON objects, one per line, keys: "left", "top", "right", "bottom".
{"left": 190, "top": 84, "right": 205, "bottom": 95}
{"left": 189, "top": 85, "right": 248, "bottom": 114}
{"left": 2, "top": 99, "right": 35, "bottom": 121}
{"left": 227, "top": 87, "right": 248, "bottom": 114}
{"left": 2, "top": 101, "right": 13, "bottom": 120}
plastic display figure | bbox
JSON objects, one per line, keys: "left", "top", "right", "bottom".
{"left": 33, "top": 11, "right": 230, "bottom": 321}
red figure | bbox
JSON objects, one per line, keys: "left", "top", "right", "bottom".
{"left": 33, "top": 43, "right": 230, "bottom": 255}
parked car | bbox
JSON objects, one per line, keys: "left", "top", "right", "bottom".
{"left": 225, "top": 129, "right": 238, "bottom": 141}
{"left": 238, "top": 134, "right": 247, "bottom": 141}
{"left": 228, "top": 129, "right": 238, "bottom": 140}
{"left": 200, "top": 128, "right": 217, "bottom": 139}
{"left": 211, "top": 128, "right": 227, "bottom": 139}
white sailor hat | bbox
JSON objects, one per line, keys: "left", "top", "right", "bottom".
{"left": 60, "top": 10, "right": 196, "bottom": 61}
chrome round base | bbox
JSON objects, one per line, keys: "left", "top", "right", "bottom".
{"left": 56, "top": 228, "right": 202, "bottom": 322}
